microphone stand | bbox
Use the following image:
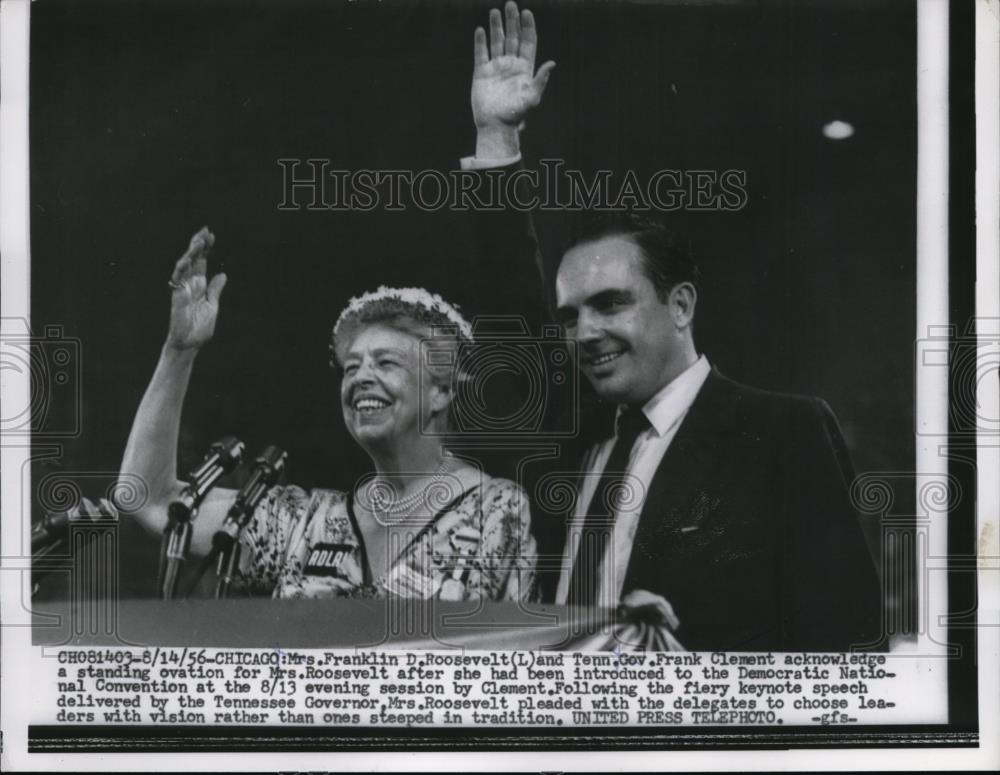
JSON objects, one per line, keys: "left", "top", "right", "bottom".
{"left": 158, "top": 436, "right": 244, "bottom": 600}
{"left": 179, "top": 445, "right": 287, "bottom": 599}
{"left": 158, "top": 510, "right": 195, "bottom": 601}
{"left": 214, "top": 446, "right": 287, "bottom": 599}
{"left": 31, "top": 497, "right": 118, "bottom": 599}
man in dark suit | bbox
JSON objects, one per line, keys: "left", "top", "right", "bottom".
{"left": 464, "top": 2, "right": 883, "bottom": 651}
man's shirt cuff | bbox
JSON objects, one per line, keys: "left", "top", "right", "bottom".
{"left": 460, "top": 153, "right": 523, "bottom": 171}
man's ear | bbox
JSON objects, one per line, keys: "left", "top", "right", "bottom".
{"left": 669, "top": 282, "right": 697, "bottom": 328}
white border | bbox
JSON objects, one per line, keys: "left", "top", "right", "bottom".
{"left": 915, "top": 0, "right": 950, "bottom": 666}
{"left": 1, "top": 0, "right": 997, "bottom": 770}
{"left": 1, "top": 0, "right": 35, "bottom": 767}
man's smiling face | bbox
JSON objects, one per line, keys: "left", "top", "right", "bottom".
{"left": 556, "top": 235, "right": 684, "bottom": 406}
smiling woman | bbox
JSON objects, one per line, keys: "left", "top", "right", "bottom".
{"left": 118, "top": 235, "right": 537, "bottom": 604}
{"left": 332, "top": 286, "right": 474, "bottom": 440}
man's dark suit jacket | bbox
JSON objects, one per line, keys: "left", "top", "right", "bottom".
{"left": 615, "top": 367, "right": 883, "bottom": 651}
{"left": 468, "top": 164, "right": 884, "bottom": 652}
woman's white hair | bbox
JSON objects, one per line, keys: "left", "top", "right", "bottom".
{"left": 333, "top": 286, "right": 473, "bottom": 350}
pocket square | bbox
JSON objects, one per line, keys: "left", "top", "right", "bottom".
{"left": 684, "top": 491, "right": 723, "bottom": 528}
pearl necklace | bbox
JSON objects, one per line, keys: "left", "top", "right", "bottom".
{"left": 361, "top": 457, "right": 454, "bottom": 525}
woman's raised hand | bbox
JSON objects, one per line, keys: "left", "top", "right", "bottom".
{"left": 166, "top": 227, "right": 227, "bottom": 351}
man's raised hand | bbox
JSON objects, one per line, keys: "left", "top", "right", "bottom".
{"left": 166, "top": 227, "right": 227, "bottom": 351}
{"left": 472, "top": 1, "right": 555, "bottom": 132}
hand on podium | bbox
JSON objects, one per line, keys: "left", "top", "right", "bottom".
{"left": 620, "top": 589, "right": 685, "bottom": 652}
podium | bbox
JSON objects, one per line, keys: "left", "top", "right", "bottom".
{"left": 31, "top": 597, "right": 617, "bottom": 651}
{"left": 30, "top": 518, "right": 631, "bottom": 651}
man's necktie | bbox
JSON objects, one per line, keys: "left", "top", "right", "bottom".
{"left": 567, "top": 406, "right": 651, "bottom": 607}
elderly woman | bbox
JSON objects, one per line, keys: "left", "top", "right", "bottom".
{"left": 120, "top": 228, "right": 536, "bottom": 601}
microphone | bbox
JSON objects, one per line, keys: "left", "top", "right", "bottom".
{"left": 172, "top": 445, "right": 288, "bottom": 600}
{"left": 32, "top": 497, "right": 119, "bottom": 555}
{"left": 159, "top": 436, "right": 244, "bottom": 599}
{"left": 167, "top": 436, "right": 245, "bottom": 524}
{"left": 32, "top": 510, "right": 74, "bottom": 555}
{"left": 32, "top": 498, "right": 119, "bottom": 598}
{"left": 211, "top": 445, "right": 287, "bottom": 599}
{"left": 225, "top": 444, "right": 287, "bottom": 530}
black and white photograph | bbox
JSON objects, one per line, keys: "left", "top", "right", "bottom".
{"left": 0, "top": 0, "right": 996, "bottom": 769}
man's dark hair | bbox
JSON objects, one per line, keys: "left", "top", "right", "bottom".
{"left": 567, "top": 213, "right": 701, "bottom": 301}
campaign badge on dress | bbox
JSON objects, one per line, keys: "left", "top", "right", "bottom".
{"left": 303, "top": 543, "right": 354, "bottom": 577}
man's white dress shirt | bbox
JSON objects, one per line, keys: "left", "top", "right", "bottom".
{"left": 555, "top": 355, "right": 712, "bottom": 607}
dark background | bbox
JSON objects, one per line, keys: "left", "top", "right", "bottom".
{"left": 29, "top": 0, "right": 916, "bottom": 601}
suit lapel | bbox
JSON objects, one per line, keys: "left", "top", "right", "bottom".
{"left": 623, "top": 368, "right": 740, "bottom": 590}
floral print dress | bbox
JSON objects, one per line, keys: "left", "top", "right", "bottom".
{"left": 238, "top": 475, "right": 536, "bottom": 602}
